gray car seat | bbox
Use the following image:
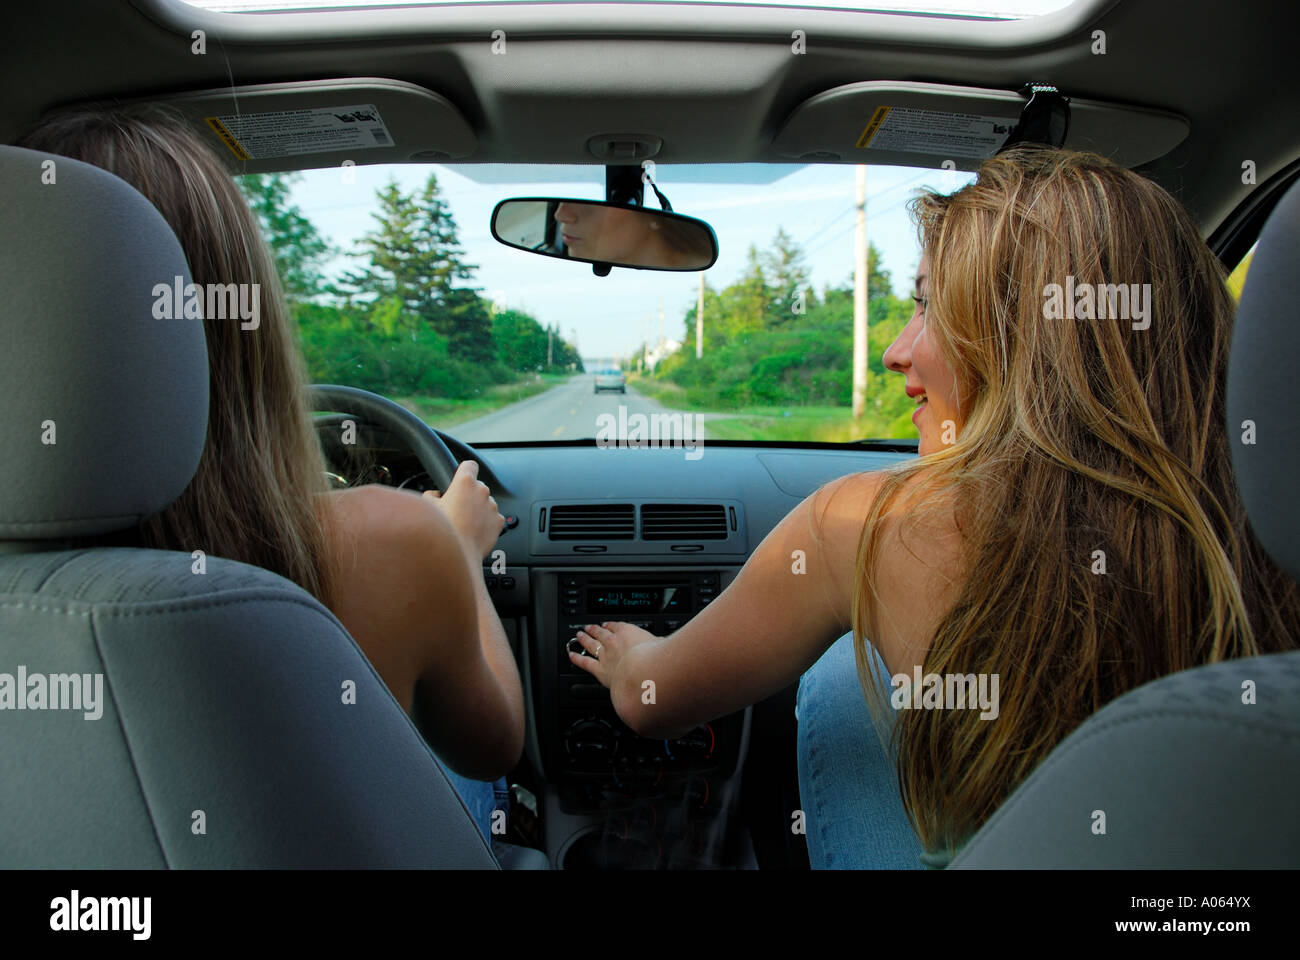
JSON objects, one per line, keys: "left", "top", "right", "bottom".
{"left": 949, "top": 177, "right": 1300, "bottom": 868}
{"left": 0, "top": 143, "right": 545, "bottom": 868}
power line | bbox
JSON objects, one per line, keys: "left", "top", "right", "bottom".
{"left": 869, "top": 168, "right": 939, "bottom": 203}
{"left": 800, "top": 206, "right": 854, "bottom": 249}
{"left": 798, "top": 169, "right": 938, "bottom": 251}
{"left": 805, "top": 218, "right": 859, "bottom": 257}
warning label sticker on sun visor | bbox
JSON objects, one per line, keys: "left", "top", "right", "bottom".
{"left": 204, "top": 105, "right": 394, "bottom": 160}
{"left": 856, "top": 106, "right": 1012, "bottom": 159}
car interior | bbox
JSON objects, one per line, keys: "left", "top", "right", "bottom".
{"left": 1, "top": 0, "right": 1298, "bottom": 872}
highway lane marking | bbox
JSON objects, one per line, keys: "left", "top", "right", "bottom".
{"left": 552, "top": 426, "right": 564, "bottom": 437}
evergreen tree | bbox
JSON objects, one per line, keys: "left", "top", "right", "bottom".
{"left": 762, "top": 227, "right": 811, "bottom": 325}
{"left": 237, "top": 172, "right": 330, "bottom": 302}
{"left": 716, "top": 243, "right": 771, "bottom": 337}
{"left": 342, "top": 174, "right": 493, "bottom": 362}
{"left": 492, "top": 309, "right": 584, "bottom": 372}
{"left": 845, "top": 241, "right": 895, "bottom": 303}
{"left": 444, "top": 287, "right": 497, "bottom": 365}
{"left": 493, "top": 309, "right": 549, "bottom": 371}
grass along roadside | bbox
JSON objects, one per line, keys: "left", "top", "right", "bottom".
{"left": 705, "top": 409, "right": 903, "bottom": 443}
{"left": 396, "top": 373, "right": 575, "bottom": 430}
{"left": 629, "top": 374, "right": 919, "bottom": 443}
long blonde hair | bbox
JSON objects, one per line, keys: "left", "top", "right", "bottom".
{"left": 854, "top": 146, "right": 1300, "bottom": 853}
{"left": 19, "top": 105, "right": 333, "bottom": 601}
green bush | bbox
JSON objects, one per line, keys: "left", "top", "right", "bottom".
{"left": 647, "top": 235, "right": 916, "bottom": 435}
{"left": 295, "top": 300, "right": 508, "bottom": 399}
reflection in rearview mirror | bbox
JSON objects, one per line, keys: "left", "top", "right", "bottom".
{"left": 491, "top": 198, "right": 718, "bottom": 271}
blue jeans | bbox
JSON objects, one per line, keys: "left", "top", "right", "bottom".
{"left": 433, "top": 757, "right": 510, "bottom": 845}
{"left": 796, "top": 632, "right": 924, "bottom": 869}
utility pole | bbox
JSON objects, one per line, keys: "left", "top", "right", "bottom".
{"left": 852, "top": 165, "right": 868, "bottom": 420}
{"left": 696, "top": 272, "right": 704, "bottom": 359}
{"left": 657, "top": 296, "right": 664, "bottom": 349}
{"left": 547, "top": 324, "right": 553, "bottom": 369}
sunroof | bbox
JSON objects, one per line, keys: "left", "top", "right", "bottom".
{"left": 180, "top": 0, "right": 1076, "bottom": 19}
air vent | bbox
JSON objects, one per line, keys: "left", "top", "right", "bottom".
{"left": 548, "top": 503, "right": 635, "bottom": 540}
{"left": 641, "top": 503, "right": 727, "bottom": 540}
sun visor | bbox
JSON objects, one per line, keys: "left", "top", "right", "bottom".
{"left": 772, "top": 81, "right": 1188, "bottom": 170}
{"left": 138, "top": 77, "right": 476, "bottom": 173}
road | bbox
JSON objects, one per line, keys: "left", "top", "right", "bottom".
{"left": 451, "top": 375, "right": 725, "bottom": 444}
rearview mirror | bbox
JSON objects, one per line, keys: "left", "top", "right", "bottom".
{"left": 490, "top": 198, "right": 718, "bottom": 271}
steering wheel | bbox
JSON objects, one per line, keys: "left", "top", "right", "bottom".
{"left": 309, "top": 384, "right": 460, "bottom": 493}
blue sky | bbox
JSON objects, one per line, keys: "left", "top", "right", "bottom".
{"left": 283, "top": 161, "right": 976, "bottom": 360}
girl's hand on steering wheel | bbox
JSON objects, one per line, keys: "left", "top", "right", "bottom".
{"left": 423, "top": 459, "right": 504, "bottom": 560}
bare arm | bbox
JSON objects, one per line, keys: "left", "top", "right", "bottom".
{"left": 414, "top": 515, "right": 525, "bottom": 780}
{"left": 443, "top": 527, "right": 526, "bottom": 771}
{"left": 570, "top": 471, "right": 883, "bottom": 739}
{"left": 419, "top": 460, "right": 526, "bottom": 779}
{"left": 323, "top": 481, "right": 524, "bottom": 781}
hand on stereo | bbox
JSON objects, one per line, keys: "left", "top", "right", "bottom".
{"left": 567, "top": 620, "right": 657, "bottom": 689}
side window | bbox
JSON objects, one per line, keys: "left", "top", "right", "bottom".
{"left": 1226, "top": 242, "right": 1257, "bottom": 302}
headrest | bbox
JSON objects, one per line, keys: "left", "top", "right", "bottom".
{"left": 0, "top": 145, "right": 208, "bottom": 539}
{"left": 1227, "top": 176, "right": 1300, "bottom": 582}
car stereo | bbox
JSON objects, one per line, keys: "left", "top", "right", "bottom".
{"left": 583, "top": 584, "right": 692, "bottom": 616}
{"left": 556, "top": 572, "right": 718, "bottom": 671}
{"left": 531, "top": 568, "right": 745, "bottom": 806}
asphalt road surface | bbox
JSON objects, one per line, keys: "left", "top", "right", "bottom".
{"left": 450, "top": 375, "right": 723, "bottom": 444}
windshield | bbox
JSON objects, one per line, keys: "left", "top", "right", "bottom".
{"left": 241, "top": 162, "right": 974, "bottom": 445}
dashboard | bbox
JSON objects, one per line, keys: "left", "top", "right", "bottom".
{"left": 317, "top": 417, "right": 914, "bottom": 867}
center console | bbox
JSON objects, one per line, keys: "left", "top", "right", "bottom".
{"left": 531, "top": 567, "right": 751, "bottom": 868}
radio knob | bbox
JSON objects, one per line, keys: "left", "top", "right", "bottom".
{"left": 665, "top": 723, "right": 715, "bottom": 761}
{"left": 565, "top": 718, "right": 617, "bottom": 762}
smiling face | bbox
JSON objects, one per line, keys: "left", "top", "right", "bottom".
{"left": 553, "top": 202, "right": 656, "bottom": 264}
{"left": 882, "top": 255, "right": 964, "bottom": 455}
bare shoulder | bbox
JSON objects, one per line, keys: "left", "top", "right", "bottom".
{"left": 315, "top": 484, "right": 473, "bottom": 711}
{"left": 320, "top": 485, "right": 451, "bottom": 570}
{"left": 806, "top": 468, "right": 900, "bottom": 563}
{"left": 316, "top": 486, "right": 462, "bottom": 629}
{"left": 859, "top": 467, "right": 966, "bottom": 674}
{"left": 811, "top": 468, "right": 889, "bottom": 523}
{"left": 795, "top": 463, "right": 972, "bottom": 671}
{"left": 317, "top": 484, "right": 470, "bottom": 606}
{"left": 815, "top": 466, "right": 961, "bottom": 545}
{"left": 323, "top": 483, "right": 437, "bottom": 533}
{"left": 805, "top": 469, "right": 892, "bottom": 608}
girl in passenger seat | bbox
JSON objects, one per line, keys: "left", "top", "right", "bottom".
{"left": 17, "top": 105, "right": 524, "bottom": 846}
{"left": 568, "top": 146, "right": 1300, "bottom": 868}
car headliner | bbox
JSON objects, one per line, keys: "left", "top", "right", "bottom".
{"left": 2, "top": 0, "right": 1295, "bottom": 240}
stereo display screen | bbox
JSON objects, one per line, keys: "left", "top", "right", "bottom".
{"left": 586, "top": 586, "right": 691, "bottom": 614}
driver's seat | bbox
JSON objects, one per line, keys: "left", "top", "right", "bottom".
{"left": 0, "top": 143, "right": 508, "bottom": 868}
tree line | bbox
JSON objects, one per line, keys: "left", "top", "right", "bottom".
{"left": 651, "top": 227, "right": 920, "bottom": 437}
{"left": 239, "top": 172, "right": 582, "bottom": 400}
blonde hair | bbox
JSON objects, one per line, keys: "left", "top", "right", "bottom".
{"left": 852, "top": 146, "right": 1300, "bottom": 853}
{"left": 20, "top": 105, "right": 333, "bottom": 601}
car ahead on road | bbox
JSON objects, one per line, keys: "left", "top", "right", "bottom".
{"left": 2, "top": 0, "right": 1297, "bottom": 884}
{"left": 593, "top": 369, "right": 628, "bottom": 394}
